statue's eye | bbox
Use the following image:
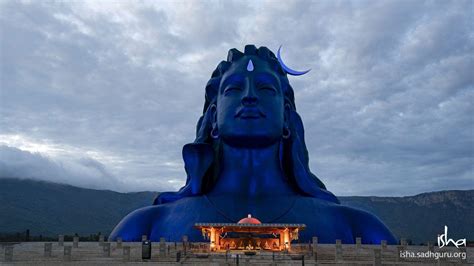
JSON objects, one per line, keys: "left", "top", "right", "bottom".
{"left": 259, "top": 85, "right": 276, "bottom": 94}
{"left": 224, "top": 86, "right": 242, "bottom": 94}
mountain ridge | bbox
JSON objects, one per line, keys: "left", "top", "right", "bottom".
{"left": 1, "top": 177, "right": 472, "bottom": 243}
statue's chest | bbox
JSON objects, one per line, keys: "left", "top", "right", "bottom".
{"left": 148, "top": 196, "right": 353, "bottom": 243}
{"left": 148, "top": 196, "right": 229, "bottom": 241}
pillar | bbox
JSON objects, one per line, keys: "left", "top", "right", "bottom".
{"left": 356, "top": 237, "right": 362, "bottom": 249}
{"left": 427, "top": 241, "right": 434, "bottom": 252}
{"left": 159, "top": 237, "right": 166, "bottom": 257}
{"left": 279, "top": 232, "right": 284, "bottom": 250}
{"left": 397, "top": 245, "right": 404, "bottom": 262}
{"left": 103, "top": 242, "right": 111, "bottom": 257}
{"left": 283, "top": 229, "right": 290, "bottom": 251}
{"left": 335, "top": 240, "right": 342, "bottom": 262}
{"left": 373, "top": 249, "right": 382, "bottom": 266}
{"left": 123, "top": 246, "right": 131, "bottom": 261}
{"left": 4, "top": 246, "right": 13, "bottom": 262}
{"left": 400, "top": 238, "right": 407, "bottom": 246}
{"left": 210, "top": 228, "right": 216, "bottom": 251}
{"left": 73, "top": 236, "right": 79, "bottom": 248}
{"left": 44, "top": 243, "right": 52, "bottom": 257}
{"left": 58, "top": 235, "right": 64, "bottom": 246}
{"left": 63, "top": 246, "right": 72, "bottom": 261}
{"left": 312, "top": 236, "right": 318, "bottom": 248}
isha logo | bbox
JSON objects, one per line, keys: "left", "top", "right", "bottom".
{"left": 437, "top": 225, "right": 466, "bottom": 248}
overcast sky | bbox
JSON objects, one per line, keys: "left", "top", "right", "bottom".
{"left": 0, "top": 0, "right": 472, "bottom": 196}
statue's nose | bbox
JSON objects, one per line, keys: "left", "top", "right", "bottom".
{"left": 241, "top": 81, "right": 258, "bottom": 106}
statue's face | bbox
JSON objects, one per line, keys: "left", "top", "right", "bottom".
{"left": 216, "top": 56, "right": 285, "bottom": 147}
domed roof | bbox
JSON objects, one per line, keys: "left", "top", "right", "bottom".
{"left": 238, "top": 214, "right": 261, "bottom": 224}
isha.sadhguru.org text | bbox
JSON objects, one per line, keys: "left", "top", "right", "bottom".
{"left": 400, "top": 250, "right": 466, "bottom": 260}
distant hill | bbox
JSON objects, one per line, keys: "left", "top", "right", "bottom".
{"left": 339, "top": 191, "right": 474, "bottom": 244}
{"left": 0, "top": 178, "right": 155, "bottom": 237}
{"left": 1, "top": 178, "right": 472, "bottom": 243}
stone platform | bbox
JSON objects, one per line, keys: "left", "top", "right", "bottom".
{"left": 0, "top": 241, "right": 472, "bottom": 265}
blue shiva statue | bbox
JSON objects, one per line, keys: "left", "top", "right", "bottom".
{"left": 110, "top": 45, "right": 397, "bottom": 244}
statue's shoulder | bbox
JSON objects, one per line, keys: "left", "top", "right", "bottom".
{"left": 109, "top": 205, "right": 161, "bottom": 241}
{"left": 293, "top": 197, "right": 396, "bottom": 244}
{"left": 342, "top": 205, "right": 398, "bottom": 244}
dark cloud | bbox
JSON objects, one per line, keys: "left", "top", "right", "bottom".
{"left": 0, "top": 145, "right": 121, "bottom": 190}
{"left": 0, "top": 0, "right": 472, "bottom": 196}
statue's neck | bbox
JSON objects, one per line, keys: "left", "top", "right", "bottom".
{"left": 207, "top": 141, "right": 296, "bottom": 198}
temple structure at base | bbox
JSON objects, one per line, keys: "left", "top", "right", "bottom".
{"left": 195, "top": 214, "right": 305, "bottom": 251}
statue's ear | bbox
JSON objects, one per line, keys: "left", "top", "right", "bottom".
{"left": 210, "top": 103, "right": 217, "bottom": 127}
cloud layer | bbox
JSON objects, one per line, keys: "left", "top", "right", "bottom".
{"left": 0, "top": 0, "right": 472, "bottom": 196}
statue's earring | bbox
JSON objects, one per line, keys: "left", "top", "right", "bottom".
{"left": 211, "top": 125, "right": 219, "bottom": 139}
{"left": 282, "top": 126, "right": 291, "bottom": 139}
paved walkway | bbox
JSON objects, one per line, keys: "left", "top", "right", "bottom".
{"left": 1, "top": 241, "right": 472, "bottom": 265}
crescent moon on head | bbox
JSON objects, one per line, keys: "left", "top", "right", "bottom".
{"left": 277, "top": 45, "right": 311, "bottom": 76}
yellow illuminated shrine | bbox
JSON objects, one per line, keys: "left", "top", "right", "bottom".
{"left": 194, "top": 214, "right": 305, "bottom": 252}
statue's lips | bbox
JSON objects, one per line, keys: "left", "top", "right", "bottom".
{"left": 235, "top": 107, "right": 266, "bottom": 119}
